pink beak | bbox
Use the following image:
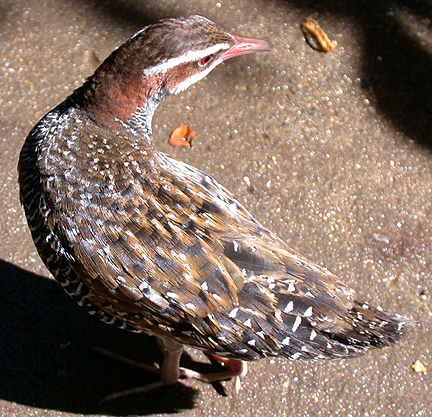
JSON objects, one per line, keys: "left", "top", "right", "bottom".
{"left": 222, "top": 33, "right": 274, "bottom": 61}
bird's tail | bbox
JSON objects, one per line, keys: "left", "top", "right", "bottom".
{"left": 329, "top": 300, "right": 413, "bottom": 350}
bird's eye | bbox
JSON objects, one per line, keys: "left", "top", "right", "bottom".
{"left": 198, "top": 55, "right": 214, "bottom": 67}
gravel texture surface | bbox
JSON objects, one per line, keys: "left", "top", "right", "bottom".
{"left": 0, "top": 0, "right": 430, "bottom": 416}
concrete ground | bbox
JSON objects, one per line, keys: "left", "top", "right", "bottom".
{"left": 0, "top": 0, "right": 430, "bottom": 416}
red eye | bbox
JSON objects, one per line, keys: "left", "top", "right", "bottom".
{"left": 198, "top": 55, "right": 213, "bottom": 67}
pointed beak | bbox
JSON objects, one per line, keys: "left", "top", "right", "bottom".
{"left": 222, "top": 33, "right": 274, "bottom": 61}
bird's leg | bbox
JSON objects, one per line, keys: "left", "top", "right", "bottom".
{"left": 160, "top": 338, "right": 248, "bottom": 386}
{"left": 157, "top": 338, "right": 183, "bottom": 384}
{"left": 98, "top": 340, "right": 183, "bottom": 402}
{"left": 96, "top": 338, "right": 248, "bottom": 401}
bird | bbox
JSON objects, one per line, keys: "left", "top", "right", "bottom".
{"left": 19, "top": 15, "right": 410, "bottom": 398}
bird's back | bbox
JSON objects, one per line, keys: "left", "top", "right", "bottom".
{"left": 19, "top": 97, "right": 409, "bottom": 361}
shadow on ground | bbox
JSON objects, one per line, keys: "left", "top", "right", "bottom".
{"left": 0, "top": 260, "right": 199, "bottom": 415}
{"left": 72, "top": 0, "right": 159, "bottom": 31}
{"left": 282, "top": 0, "right": 432, "bottom": 149}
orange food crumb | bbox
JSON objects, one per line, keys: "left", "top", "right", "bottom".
{"left": 301, "top": 17, "right": 337, "bottom": 52}
{"left": 169, "top": 125, "right": 195, "bottom": 147}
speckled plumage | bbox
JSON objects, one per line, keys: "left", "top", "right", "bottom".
{"left": 19, "top": 16, "right": 408, "bottom": 390}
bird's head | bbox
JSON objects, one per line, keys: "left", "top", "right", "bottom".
{"left": 132, "top": 15, "right": 274, "bottom": 94}
{"left": 83, "top": 16, "right": 274, "bottom": 132}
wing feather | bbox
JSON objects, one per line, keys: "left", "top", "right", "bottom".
{"left": 42, "top": 131, "right": 361, "bottom": 356}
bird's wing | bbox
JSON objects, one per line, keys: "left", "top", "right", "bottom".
{"left": 47, "top": 143, "right": 357, "bottom": 353}
{"left": 156, "top": 152, "right": 357, "bottom": 322}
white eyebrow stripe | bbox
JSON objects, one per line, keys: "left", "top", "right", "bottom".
{"left": 143, "top": 43, "right": 230, "bottom": 76}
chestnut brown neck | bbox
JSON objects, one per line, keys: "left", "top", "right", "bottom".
{"left": 82, "top": 67, "right": 168, "bottom": 138}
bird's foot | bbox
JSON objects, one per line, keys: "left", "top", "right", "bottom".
{"left": 206, "top": 354, "right": 248, "bottom": 392}
{"left": 91, "top": 340, "right": 247, "bottom": 401}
